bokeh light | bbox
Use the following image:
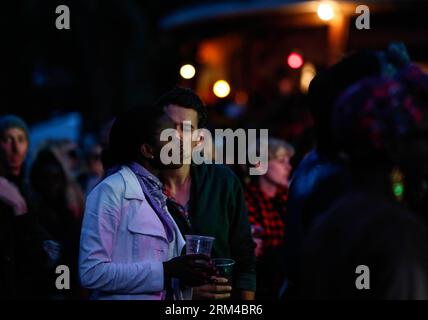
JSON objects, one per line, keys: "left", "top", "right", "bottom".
{"left": 180, "top": 64, "right": 196, "bottom": 79}
{"left": 287, "top": 52, "right": 304, "bottom": 69}
{"left": 213, "top": 80, "right": 231, "bottom": 98}
{"left": 300, "top": 62, "right": 317, "bottom": 93}
{"left": 317, "top": 2, "right": 335, "bottom": 21}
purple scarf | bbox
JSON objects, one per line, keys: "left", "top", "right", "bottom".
{"left": 128, "top": 162, "right": 175, "bottom": 242}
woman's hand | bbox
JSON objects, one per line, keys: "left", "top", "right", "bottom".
{"left": 163, "top": 254, "right": 215, "bottom": 287}
{"left": 0, "top": 177, "right": 28, "bottom": 216}
{"left": 192, "top": 276, "right": 232, "bottom": 300}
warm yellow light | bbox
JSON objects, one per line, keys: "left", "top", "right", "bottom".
{"left": 300, "top": 62, "right": 317, "bottom": 93}
{"left": 213, "top": 80, "right": 230, "bottom": 98}
{"left": 180, "top": 64, "right": 196, "bottom": 79}
{"left": 317, "top": 2, "right": 334, "bottom": 21}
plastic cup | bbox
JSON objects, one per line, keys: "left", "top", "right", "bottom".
{"left": 185, "top": 235, "right": 215, "bottom": 256}
{"left": 213, "top": 258, "right": 235, "bottom": 283}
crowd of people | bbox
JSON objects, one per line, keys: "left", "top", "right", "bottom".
{"left": 1, "top": 43, "right": 428, "bottom": 300}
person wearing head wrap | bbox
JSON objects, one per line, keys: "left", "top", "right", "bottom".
{"left": 299, "top": 65, "right": 428, "bottom": 300}
{"left": 282, "top": 43, "right": 414, "bottom": 299}
{"left": 332, "top": 64, "right": 428, "bottom": 210}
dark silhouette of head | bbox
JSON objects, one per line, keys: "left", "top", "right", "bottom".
{"left": 308, "top": 51, "right": 382, "bottom": 155}
{"left": 101, "top": 106, "right": 166, "bottom": 170}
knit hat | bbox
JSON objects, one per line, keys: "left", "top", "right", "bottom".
{"left": 332, "top": 64, "right": 428, "bottom": 165}
{"left": 0, "top": 115, "right": 30, "bottom": 140}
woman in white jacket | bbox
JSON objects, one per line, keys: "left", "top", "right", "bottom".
{"left": 79, "top": 107, "right": 213, "bottom": 300}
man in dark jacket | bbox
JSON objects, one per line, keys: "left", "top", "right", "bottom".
{"left": 156, "top": 87, "right": 256, "bottom": 300}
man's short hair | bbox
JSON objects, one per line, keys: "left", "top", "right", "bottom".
{"left": 155, "top": 87, "right": 207, "bottom": 128}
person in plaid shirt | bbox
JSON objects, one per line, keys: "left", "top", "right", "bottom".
{"left": 244, "top": 138, "right": 294, "bottom": 299}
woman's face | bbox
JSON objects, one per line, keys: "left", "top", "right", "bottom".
{"left": 0, "top": 128, "right": 29, "bottom": 175}
{"left": 266, "top": 148, "right": 292, "bottom": 188}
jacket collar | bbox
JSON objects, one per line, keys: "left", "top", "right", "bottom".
{"left": 119, "top": 165, "right": 146, "bottom": 200}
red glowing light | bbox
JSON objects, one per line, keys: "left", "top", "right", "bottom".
{"left": 287, "top": 53, "right": 303, "bottom": 69}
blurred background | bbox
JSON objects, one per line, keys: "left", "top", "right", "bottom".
{"left": 2, "top": 0, "right": 428, "bottom": 166}
{"left": 3, "top": 0, "right": 428, "bottom": 301}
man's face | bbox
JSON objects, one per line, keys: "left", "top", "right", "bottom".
{"left": 0, "top": 128, "right": 29, "bottom": 174}
{"left": 160, "top": 104, "right": 199, "bottom": 164}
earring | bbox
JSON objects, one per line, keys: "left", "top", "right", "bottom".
{"left": 391, "top": 166, "right": 404, "bottom": 202}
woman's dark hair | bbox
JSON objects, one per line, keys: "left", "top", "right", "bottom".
{"left": 101, "top": 106, "right": 165, "bottom": 170}
{"left": 30, "top": 149, "right": 66, "bottom": 192}
{"left": 155, "top": 87, "right": 207, "bottom": 128}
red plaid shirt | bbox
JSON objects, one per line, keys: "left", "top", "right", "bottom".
{"left": 244, "top": 181, "right": 288, "bottom": 254}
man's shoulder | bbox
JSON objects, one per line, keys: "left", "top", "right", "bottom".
{"left": 205, "top": 163, "right": 236, "bottom": 176}
{"left": 194, "top": 163, "right": 240, "bottom": 183}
